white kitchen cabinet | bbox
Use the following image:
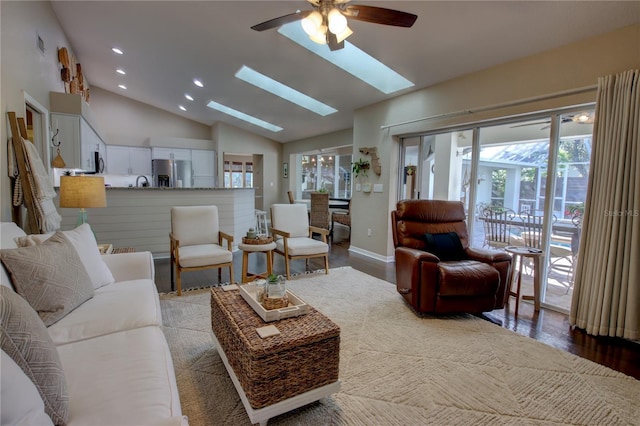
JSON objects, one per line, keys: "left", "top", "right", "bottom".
{"left": 52, "top": 113, "right": 105, "bottom": 171}
{"left": 191, "top": 149, "right": 216, "bottom": 177}
{"left": 151, "top": 147, "right": 191, "bottom": 161}
{"left": 191, "top": 149, "right": 216, "bottom": 188}
{"left": 106, "top": 146, "right": 151, "bottom": 175}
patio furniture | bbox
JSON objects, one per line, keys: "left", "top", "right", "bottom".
{"left": 514, "top": 211, "right": 575, "bottom": 289}
{"left": 391, "top": 199, "right": 512, "bottom": 315}
{"left": 270, "top": 203, "right": 330, "bottom": 279}
{"left": 480, "top": 206, "right": 518, "bottom": 249}
{"left": 170, "top": 205, "right": 234, "bottom": 295}
{"left": 505, "top": 246, "right": 543, "bottom": 317}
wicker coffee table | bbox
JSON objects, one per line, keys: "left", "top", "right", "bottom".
{"left": 210, "top": 287, "right": 340, "bottom": 425}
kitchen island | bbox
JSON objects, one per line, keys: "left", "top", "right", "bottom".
{"left": 55, "top": 187, "right": 255, "bottom": 256}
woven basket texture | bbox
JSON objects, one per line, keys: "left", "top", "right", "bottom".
{"left": 210, "top": 288, "right": 340, "bottom": 409}
{"left": 242, "top": 236, "right": 274, "bottom": 245}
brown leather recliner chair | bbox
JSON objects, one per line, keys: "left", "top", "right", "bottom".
{"left": 391, "top": 200, "right": 512, "bottom": 315}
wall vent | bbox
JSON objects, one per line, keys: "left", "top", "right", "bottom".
{"left": 36, "top": 34, "right": 45, "bottom": 55}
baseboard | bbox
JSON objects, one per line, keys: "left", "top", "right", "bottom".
{"left": 348, "top": 245, "right": 394, "bottom": 263}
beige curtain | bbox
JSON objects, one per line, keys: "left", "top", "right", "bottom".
{"left": 570, "top": 69, "right": 639, "bottom": 340}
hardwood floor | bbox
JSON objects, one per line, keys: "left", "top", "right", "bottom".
{"left": 154, "top": 227, "right": 640, "bottom": 380}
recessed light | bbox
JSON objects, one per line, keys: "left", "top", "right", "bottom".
{"left": 193, "top": 79, "right": 204, "bottom": 88}
{"left": 112, "top": 47, "right": 124, "bottom": 55}
{"left": 185, "top": 94, "right": 194, "bottom": 101}
{"left": 118, "top": 84, "right": 127, "bottom": 90}
{"left": 179, "top": 105, "right": 186, "bottom": 111}
{"left": 116, "top": 69, "right": 126, "bottom": 75}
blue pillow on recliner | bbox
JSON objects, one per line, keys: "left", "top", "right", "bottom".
{"left": 424, "top": 232, "right": 466, "bottom": 261}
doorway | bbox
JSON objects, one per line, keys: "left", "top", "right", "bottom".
{"left": 24, "top": 93, "right": 51, "bottom": 170}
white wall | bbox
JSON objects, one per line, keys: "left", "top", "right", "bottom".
{"left": 1, "top": 1, "right": 74, "bottom": 221}
{"left": 212, "top": 122, "right": 281, "bottom": 210}
{"left": 89, "top": 87, "right": 210, "bottom": 147}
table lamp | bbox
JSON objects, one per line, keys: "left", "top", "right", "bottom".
{"left": 59, "top": 175, "right": 107, "bottom": 226}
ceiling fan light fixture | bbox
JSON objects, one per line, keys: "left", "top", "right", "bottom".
{"left": 301, "top": 10, "right": 323, "bottom": 36}
{"left": 572, "top": 112, "right": 595, "bottom": 124}
{"left": 309, "top": 25, "right": 328, "bottom": 44}
{"left": 328, "top": 8, "right": 347, "bottom": 34}
{"left": 336, "top": 25, "right": 353, "bottom": 43}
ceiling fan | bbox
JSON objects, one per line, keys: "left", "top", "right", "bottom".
{"left": 251, "top": 0, "right": 418, "bottom": 51}
{"left": 510, "top": 112, "right": 595, "bottom": 130}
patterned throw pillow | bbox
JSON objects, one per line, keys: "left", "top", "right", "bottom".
{"left": 0, "top": 286, "right": 69, "bottom": 425}
{"left": 13, "top": 223, "right": 115, "bottom": 290}
{"left": 0, "top": 232, "right": 95, "bottom": 326}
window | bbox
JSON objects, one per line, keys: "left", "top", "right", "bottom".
{"left": 245, "top": 162, "right": 253, "bottom": 188}
{"left": 299, "top": 153, "right": 352, "bottom": 199}
{"left": 490, "top": 169, "right": 507, "bottom": 207}
{"left": 223, "top": 160, "right": 253, "bottom": 188}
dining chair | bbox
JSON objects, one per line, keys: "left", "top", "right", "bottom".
{"left": 270, "top": 203, "right": 329, "bottom": 279}
{"left": 516, "top": 211, "right": 574, "bottom": 289}
{"left": 170, "top": 205, "right": 234, "bottom": 295}
{"left": 309, "top": 191, "right": 330, "bottom": 231}
{"left": 287, "top": 191, "right": 295, "bottom": 204}
{"left": 480, "top": 206, "right": 517, "bottom": 249}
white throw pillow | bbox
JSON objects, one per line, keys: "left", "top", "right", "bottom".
{"left": 14, "top": 224, "right": 115, "bottom": 290}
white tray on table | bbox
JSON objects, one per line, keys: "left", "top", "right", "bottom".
{"left": 238, "top": 283, "right": 309, "bottom": 322}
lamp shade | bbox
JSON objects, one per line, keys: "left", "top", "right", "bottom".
{"left": 59, "top": 175, "right": 106, "bottom": 208}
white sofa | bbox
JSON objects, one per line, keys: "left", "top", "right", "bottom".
{"left": 0, "top": 222, "right": 186, "bottom": 426}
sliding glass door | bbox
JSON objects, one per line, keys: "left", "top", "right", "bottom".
{"left": 398, "top": 108, "right": 594, "bottom": 313}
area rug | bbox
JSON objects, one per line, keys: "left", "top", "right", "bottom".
{"left": 159, "top": 267, "right": 639, "bottom": 425}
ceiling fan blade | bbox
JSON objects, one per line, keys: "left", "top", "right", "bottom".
{"left": 345, "top": 5, "right": 417, "bottom": 27}
{"left": 251, "top": 10, "right": 310, "bottom": 31}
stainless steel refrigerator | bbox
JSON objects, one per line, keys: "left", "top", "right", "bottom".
{"left": 151, "top": 159, "right": 192, "bottom": 188}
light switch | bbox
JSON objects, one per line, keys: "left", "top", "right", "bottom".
{"left": 356, "top": 183, "right": 361, "bottom": 191}
{"left": 373, "top": 184, "right": 383, "bottom": 193}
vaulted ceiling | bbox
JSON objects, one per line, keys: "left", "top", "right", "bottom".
{"left": 50, "top": 1, "right": 640, "bottom": 143}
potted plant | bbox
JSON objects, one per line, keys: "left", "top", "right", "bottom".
{"left": 352, "top": 158, "right": 370, "bottom": 179}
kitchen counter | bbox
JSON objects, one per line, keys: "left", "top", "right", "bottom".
{"left": 56, "top": 188, "right": 255, "bottom": 255}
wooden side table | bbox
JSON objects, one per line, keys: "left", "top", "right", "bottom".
{"left": 239, "top": 239, "right": 276, "bottom": 283}
{"left": 505, "top": 246, "right": 543, "bottom": 317}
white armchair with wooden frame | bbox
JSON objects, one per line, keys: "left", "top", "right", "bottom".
{"left": 270, "top": 203, "right": 329, "bottom": 279}
{"left": 170, "top": 205, "right": 234, "bottom": 295}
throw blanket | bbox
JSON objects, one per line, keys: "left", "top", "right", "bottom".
{"left": 8, "top": 137, "right": 61, "bottom": 233}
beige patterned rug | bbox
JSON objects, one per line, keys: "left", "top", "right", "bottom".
{"left": 159, "top": 267, "right": 639, "bottom": 425}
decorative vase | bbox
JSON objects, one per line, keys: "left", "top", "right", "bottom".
{"left": 263, "top": 275, "right": 288, "bottom": 310}
{"left": 246, "top": 228, "right": 257, "bottom": 239}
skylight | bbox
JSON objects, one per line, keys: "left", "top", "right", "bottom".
{"left": 235, "top": 65, "right": 337, "bottom": 116}
{"left": 278, "top": 23, "right": 414, "bottom": 95}
{"left": 206, "top": 100, "right": 283, "bottom": 132}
